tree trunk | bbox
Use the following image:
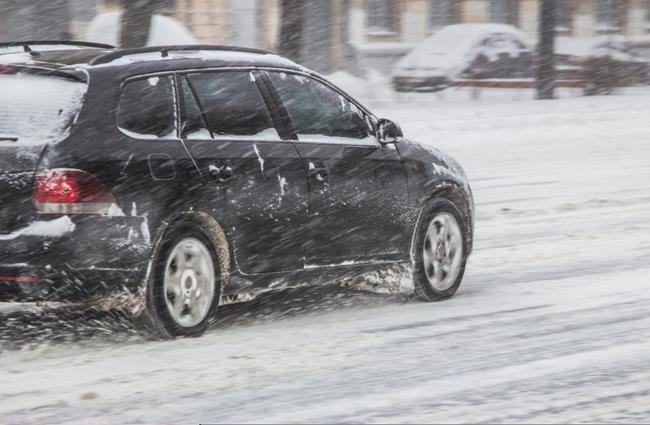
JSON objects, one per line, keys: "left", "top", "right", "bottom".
{"left": 120, "top": 0, "right": 156, "bottom": 48}
{"left": 536, "top": 0, "right": 556, "bottom": 99}
{"left": 278, "top": 0, "right": 304, "bottom": 62}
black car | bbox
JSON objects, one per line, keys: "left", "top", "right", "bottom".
{"left": 0, "top": 41, "right": 474, "bottom": 338}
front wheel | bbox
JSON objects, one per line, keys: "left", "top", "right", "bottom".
{"left": 137, "top": 223, "right": 221, "bottom": 338}
{"left": 413, "top": 199, "right": 468, "bottom": 301}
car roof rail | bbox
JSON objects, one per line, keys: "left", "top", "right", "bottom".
{"left": 0, "top": 40, "right": 115, "bottom": 55}
{"left": 88, "top": 44, "right": 274, "bottom": 66}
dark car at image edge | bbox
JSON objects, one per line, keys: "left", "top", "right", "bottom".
{"left": 0, "top": 41, "right": 474, "bottom": 338}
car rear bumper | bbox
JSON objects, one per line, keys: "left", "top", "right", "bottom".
{"left": 0, "top": 215, "right": 151, "bottom": 302}
{"left": 392, "top": 76, "right": 451, "bottom": 92}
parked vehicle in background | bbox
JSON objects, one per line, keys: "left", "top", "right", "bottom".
{"left": 554, "top": 36, "right": 650, "bottom": 93}
{"left": 391, "top": 24, "right": 533, "bottom": 92}
{"left": 619, "top": 35, "right": 650, "bottom": 61}
{"left": 0, "top": 41, "right": 474, "bottom": 339}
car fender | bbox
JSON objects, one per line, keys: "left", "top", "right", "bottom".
{"left": 103, "top": 209, "right": 232, "bottom": 316}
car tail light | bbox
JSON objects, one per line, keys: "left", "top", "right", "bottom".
{"left": 0, "top": 65, "right": 16, "bottom": 75}
{"left": 33, "top": 169, "right": 122, "bottom": 215}
{"left": 0, "top": 276, "right": 40, "bottom": 283}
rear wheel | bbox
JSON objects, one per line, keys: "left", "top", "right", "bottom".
{"left": 413, "top": 199, "right": 468, "bottom": 301}
{"left": 138, "top": 223, "right": 221, "bottom": 338}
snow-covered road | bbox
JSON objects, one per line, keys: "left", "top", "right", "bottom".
{"left": 2, "top": 89, "right": 650, "bottom": 424}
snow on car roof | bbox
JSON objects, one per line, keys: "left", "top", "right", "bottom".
{"left": 406, "top": 23, "right": 531, "bottom": 57}
{"left": 0, "top": 46, "right": 304, "bottom": 74}
{"left": 423, "top": 23, "right": 531, "bottom": 47}
{"left": 395, "top": 23, "right": 531, "bottom": 74}
{"left": 86, "top": 49, "right": 302, "bottom": 69}
{"left": 554, "top": 36, "right": 649, "bottom": 62}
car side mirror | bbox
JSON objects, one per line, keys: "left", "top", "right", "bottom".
{"left": 378, "top": 118, "right": 403, "bottom": 145}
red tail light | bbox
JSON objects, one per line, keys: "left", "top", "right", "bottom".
{"left": 0, "top": 65, "right": 16, "bottom": 75}
{"left": 33, "top": 169, "right": 123, "bottom": 215}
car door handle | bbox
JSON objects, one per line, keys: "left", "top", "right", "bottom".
{"left": 208, "top": 164, "right": 235, "bottom": 183}
{"left": 309, "top": 166, "right": 329, "bottom": 182}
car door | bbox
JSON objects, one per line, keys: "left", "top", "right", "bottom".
{"left": 115, "top": 74, "right": 204, "bottom": 232}
{"left": 263, "top": 71, "right": 411, "bottom": 266}
{"left": 177, "top": 69, "right": 310, "bottom": 274}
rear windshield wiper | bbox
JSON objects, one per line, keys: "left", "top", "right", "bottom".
{"left": 0, "top": 134, "right": 18, "bottom": 142}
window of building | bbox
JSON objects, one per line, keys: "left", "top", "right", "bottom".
{"left": 429, "top": 0, "right": 456, "bottom": 30}
{"left": 645, "top": 0, "right": 650, "bottom": 24}
{"left": 117, "top": 76, "right": 177, "bottom": 139}
{"left": 596, "top": 0, "right": 623, "bottom": 29}
{"left": 554, "top": 0, "right": 572, "bottom": 32}
{"left": 367, "top": 0, "right": 397, "bottom": 33}
{"left": 489, "top": 0, "right": 516, "bottom": 25}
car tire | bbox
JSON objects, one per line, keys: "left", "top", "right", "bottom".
{"left": 137, "top": 221, "right": 222, "bottom": 339}
{"left": 413, "top": 198, "right": 468, "bottom": 302}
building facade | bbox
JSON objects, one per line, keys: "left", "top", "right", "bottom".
{"left": 350, "top": 0, "right": 650, "bottom": 46}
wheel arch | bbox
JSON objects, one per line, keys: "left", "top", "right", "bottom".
{"left": 410, "top": 182, "right": 474, "bottom": 261}
{"left": 145, "top": 210, "right": 231, "bottom": 299}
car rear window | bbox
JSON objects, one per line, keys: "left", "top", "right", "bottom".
{"left": 0, "top": 72, "right": 86, "bottom": 145}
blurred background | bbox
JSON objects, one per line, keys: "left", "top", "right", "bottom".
{"left": 2, "top": 0, "right": 650, "bottom": 93}
{"left": 2, "top": 2, "right": 650, "bottom": 422}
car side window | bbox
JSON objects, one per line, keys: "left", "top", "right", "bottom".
{"left": 179, "top": 77, "right": 212, "bottom": 140}
{"left": 117, "top": 76, "right": 176, "bottom": 139}
{"left": 186, "top": 71, "right": 279, "bottom": 140}
{"left": 267, "top": 72, "right": 375, "bottom": 144}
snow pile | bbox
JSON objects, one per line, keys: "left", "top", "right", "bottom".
{"left": 555, "top": 37, "right": 605, "bottom": 57}
{"left": 91, "top": 49, "right": 300, "bottom": 69}
{"left": 555, "top": 36, "right": 647, "bottom": 62}
{"left": 85, "top": 11, "right": 198, "bottom": 47}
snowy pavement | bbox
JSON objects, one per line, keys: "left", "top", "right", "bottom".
{"left": 2, "top": 89, "right": 650, "bottom": 424}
